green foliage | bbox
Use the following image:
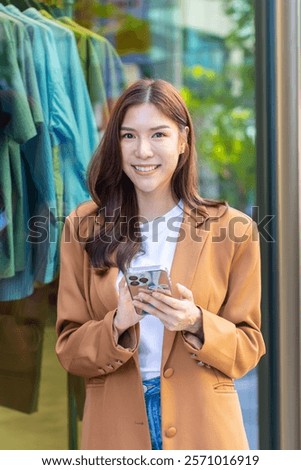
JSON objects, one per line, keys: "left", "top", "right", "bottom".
{"left": 182, "top": 0, "right": 255, "bottom": 210}
{"left": 74, "top": 0, "right": 255, "bottom": 210}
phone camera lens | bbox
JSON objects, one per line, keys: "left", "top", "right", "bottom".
{"left": 130, "top": 281, "right": 139, "bottom": 286}
{"left": 129, "top": 276, "right": 138, "bottom": 281}
{"left": 139, "top": 277, "right": 148, "bottom": 283}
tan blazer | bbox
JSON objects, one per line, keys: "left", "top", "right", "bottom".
{"left": 56, "top": 200, "right": 265, "bottom": 450}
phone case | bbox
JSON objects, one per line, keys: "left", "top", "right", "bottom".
{"left": 124, "top": 265, "right": 172, "bottom": 299}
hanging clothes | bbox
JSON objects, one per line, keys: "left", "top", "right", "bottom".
{"left": 0, "top": 11, "right": 44, "bottom": 414}
{"left": 0, "top": 5, "right": 57, "bottom": 299}
{"left": 0, "top": 4, "right": 97, "bottom": 292}
{"left": 54, "top": 15, "right": 126, "bottom": 134}
{"left": 6, "top": 4, "right": 92, "bottom": 224}
{"left": 47, "top": 14, "right": 109, "bottom": 135}
{"left": 58, "top": 17, "right": 126, "bottom": 109}
{"left": 23, "top": 7, "right": 99, "bottom": 274}
{"left": 0, "top": 13, "right": 37, "bottom": 282}
{"left": 24, "top": 8, "right": 98, "bottom": 171}
{"left": 0, "top": 2, "right": 126, "bottom": 416}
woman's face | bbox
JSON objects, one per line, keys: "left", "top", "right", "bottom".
{"left": 120, "top": 102, "right": 186, "bottom": 201}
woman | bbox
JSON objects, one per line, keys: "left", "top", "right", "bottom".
{"left": 56, "top": 79, "right": 265, "bottom": 450}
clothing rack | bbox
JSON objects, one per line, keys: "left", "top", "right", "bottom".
{"left": 1, "top": 0, "right": 126, "bottom": 449}
{"left": 62, "top": 0, "right": 73, "bottom": 18}
{"left": 3, "top": 0, "right": 74, "bottom": 17}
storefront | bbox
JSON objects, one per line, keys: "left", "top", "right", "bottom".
{"left": 0, "top": 0, "right": 300, "bottom": 450}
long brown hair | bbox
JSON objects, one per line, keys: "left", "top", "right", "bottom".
{"left": 83, "top": 78, "right": 224, "bottom": 274}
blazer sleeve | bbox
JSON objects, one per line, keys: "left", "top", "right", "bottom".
{"left": 182, "top": 220, "right": 266, "bottom": 379}
{"left": 55, "top": 214, "right": 139, "bottom": 378}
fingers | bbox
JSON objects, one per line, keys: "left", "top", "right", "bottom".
{"left": 132, "top": 285, "right": 194, "bottom": 314}
{"left": 132, "top": 284, "right": 199, "bottom": 332}
{"left": 132, "top": 298, "right": 175, "bottom": 329}
{"left": 176, "top": 283, "right": 194, "bottom": 301}
{"left": 134, "top": 290, "right": 180, "bottom": 313}
{"left": 133, "top": 297, "right": 173, "bottom": 317}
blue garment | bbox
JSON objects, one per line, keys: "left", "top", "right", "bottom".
{"left": 5, "top": 5, "right": 91, "bottom": 282}
{"left": 142, "top": 376, "right": 162, "bottom": 450}
{"left": 0, "top": 210, "right": 8, "bottom": 231}
{"left": 91, "top": 35, "right": 127, "bottom": 101}
{"left": 0, "top": 155, "right": 36, "bottom": 301}
{"left": 6, "top": 6, "right": 90, "bottom": 210}
{"left": 56, "top": 16, "right": 126, "bottom": 134}
{"left": 23, "top": 8, "right": 98, "bottom": 162}
{"left": 0, "top": 7, "right": 57, "bottom": 298}
{"left": 0, "top": 14, "right": 36, "bottom": 283}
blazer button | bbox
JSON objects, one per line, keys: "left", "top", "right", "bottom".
{"left": 163, "top": 368, "right": 174, "bottom": 378}
{"left": 165, "top": 427, "right": 177, "bottom": 438}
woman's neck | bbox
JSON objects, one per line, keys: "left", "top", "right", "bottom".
{"left": 137, "top": 193, "right": 179, "bottom": 222}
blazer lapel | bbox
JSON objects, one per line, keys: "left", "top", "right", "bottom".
{"left": 161, "top": 207, "right": 212, "bottom": 369}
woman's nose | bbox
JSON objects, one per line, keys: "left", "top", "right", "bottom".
{"left": 135, "top": 138, "right": 154, "bottom": 159}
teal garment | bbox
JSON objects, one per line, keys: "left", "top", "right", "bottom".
{"left": 57, "top": 16, "right": 109, "bottom": 133}
{"left": 0, "top": 136, "right": 13, "bottom": 278}
{"left": 8, "top": 6, "right": 91, "bottom": 211}
{"left": 92, "top": 35, "right": 127, "bottom": 100}
{"left": 57, "top": 16, "right": 126, "bottom": 134}
{"left": 1, "top": 5, "right": 58, "bottom": 287}
{"left": 0, "top": 153, "right": 35, "bottom": 301}
{"left": 24, "top": 8, "right": 98, "bottom": 161}
{"left": 0, "top": 7, "right": 58, "bottom": 299}
{"left": 57, "top": 17, "right": 126, "bottom": 101}
{"left": 5, "top": 5, "right": 91, "bottom": 283}
{"left": 0, "top": 16, "right": 36, "bottom": 280}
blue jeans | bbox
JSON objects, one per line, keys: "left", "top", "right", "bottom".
{"left": 142, "top": 376, "right": 162, "bottom": 450}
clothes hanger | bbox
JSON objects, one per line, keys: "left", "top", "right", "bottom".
{"left": 38, "top": 2, "right": 53, "bottom": 15}
{"left": 44, "top": 1, "right": 63, "bottom": 17}
{"left": 25, "top": 0, "right": 43, "bottom": 10}
{"left": 7, "top": 0, "right": 30, "bottom": 10}
{"left": 30, "top": 0, "right": 52, "bottom": 13}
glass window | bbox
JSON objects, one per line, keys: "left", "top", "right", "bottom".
{"left": 0, "top": 0, "right": 259, "bottom": 450}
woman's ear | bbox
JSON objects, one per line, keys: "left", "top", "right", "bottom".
{"left": 180, "top": 126, "right": 189, "bottom": 154}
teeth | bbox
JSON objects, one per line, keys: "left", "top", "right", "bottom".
{"left": 134, "top": 165, "right": 158, "bottom": 172}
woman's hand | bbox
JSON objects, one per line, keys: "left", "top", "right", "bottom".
{"left": 113, "top": 277, "right": 144, "bottom": 338}
{"left": 132, "top": 283, "right": 202, "bottom": 333}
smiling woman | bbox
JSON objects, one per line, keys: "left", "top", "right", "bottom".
{"left": 56, "top": 78, "right": 265, "bottom": 450}
{"left": 120, "top": 102, "right": 188, "bottom": 218}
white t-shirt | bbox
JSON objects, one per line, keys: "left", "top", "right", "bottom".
{"left": 117, "top": 201, "right": 183, "bottom": 380}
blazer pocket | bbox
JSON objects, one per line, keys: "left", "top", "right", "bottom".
{"left": 86, "top": 377, "right": 105, "bottom": 388}
{"left": 213, "top": 381, "right": 237, "bottom": 393}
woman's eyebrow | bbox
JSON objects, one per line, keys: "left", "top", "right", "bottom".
{"left": 120, "top": 125, "right": 171, "bottom": 131}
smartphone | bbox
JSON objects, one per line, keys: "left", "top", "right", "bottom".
{"left": 124, "top": 265, "right": 173, "bottom": 300}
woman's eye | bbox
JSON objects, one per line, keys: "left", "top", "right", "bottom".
{"left": 153, "top": 132, "right": 165, "bottom": 138}
{"left": 121, "top": 133, "right": 135, "bottom": 139}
